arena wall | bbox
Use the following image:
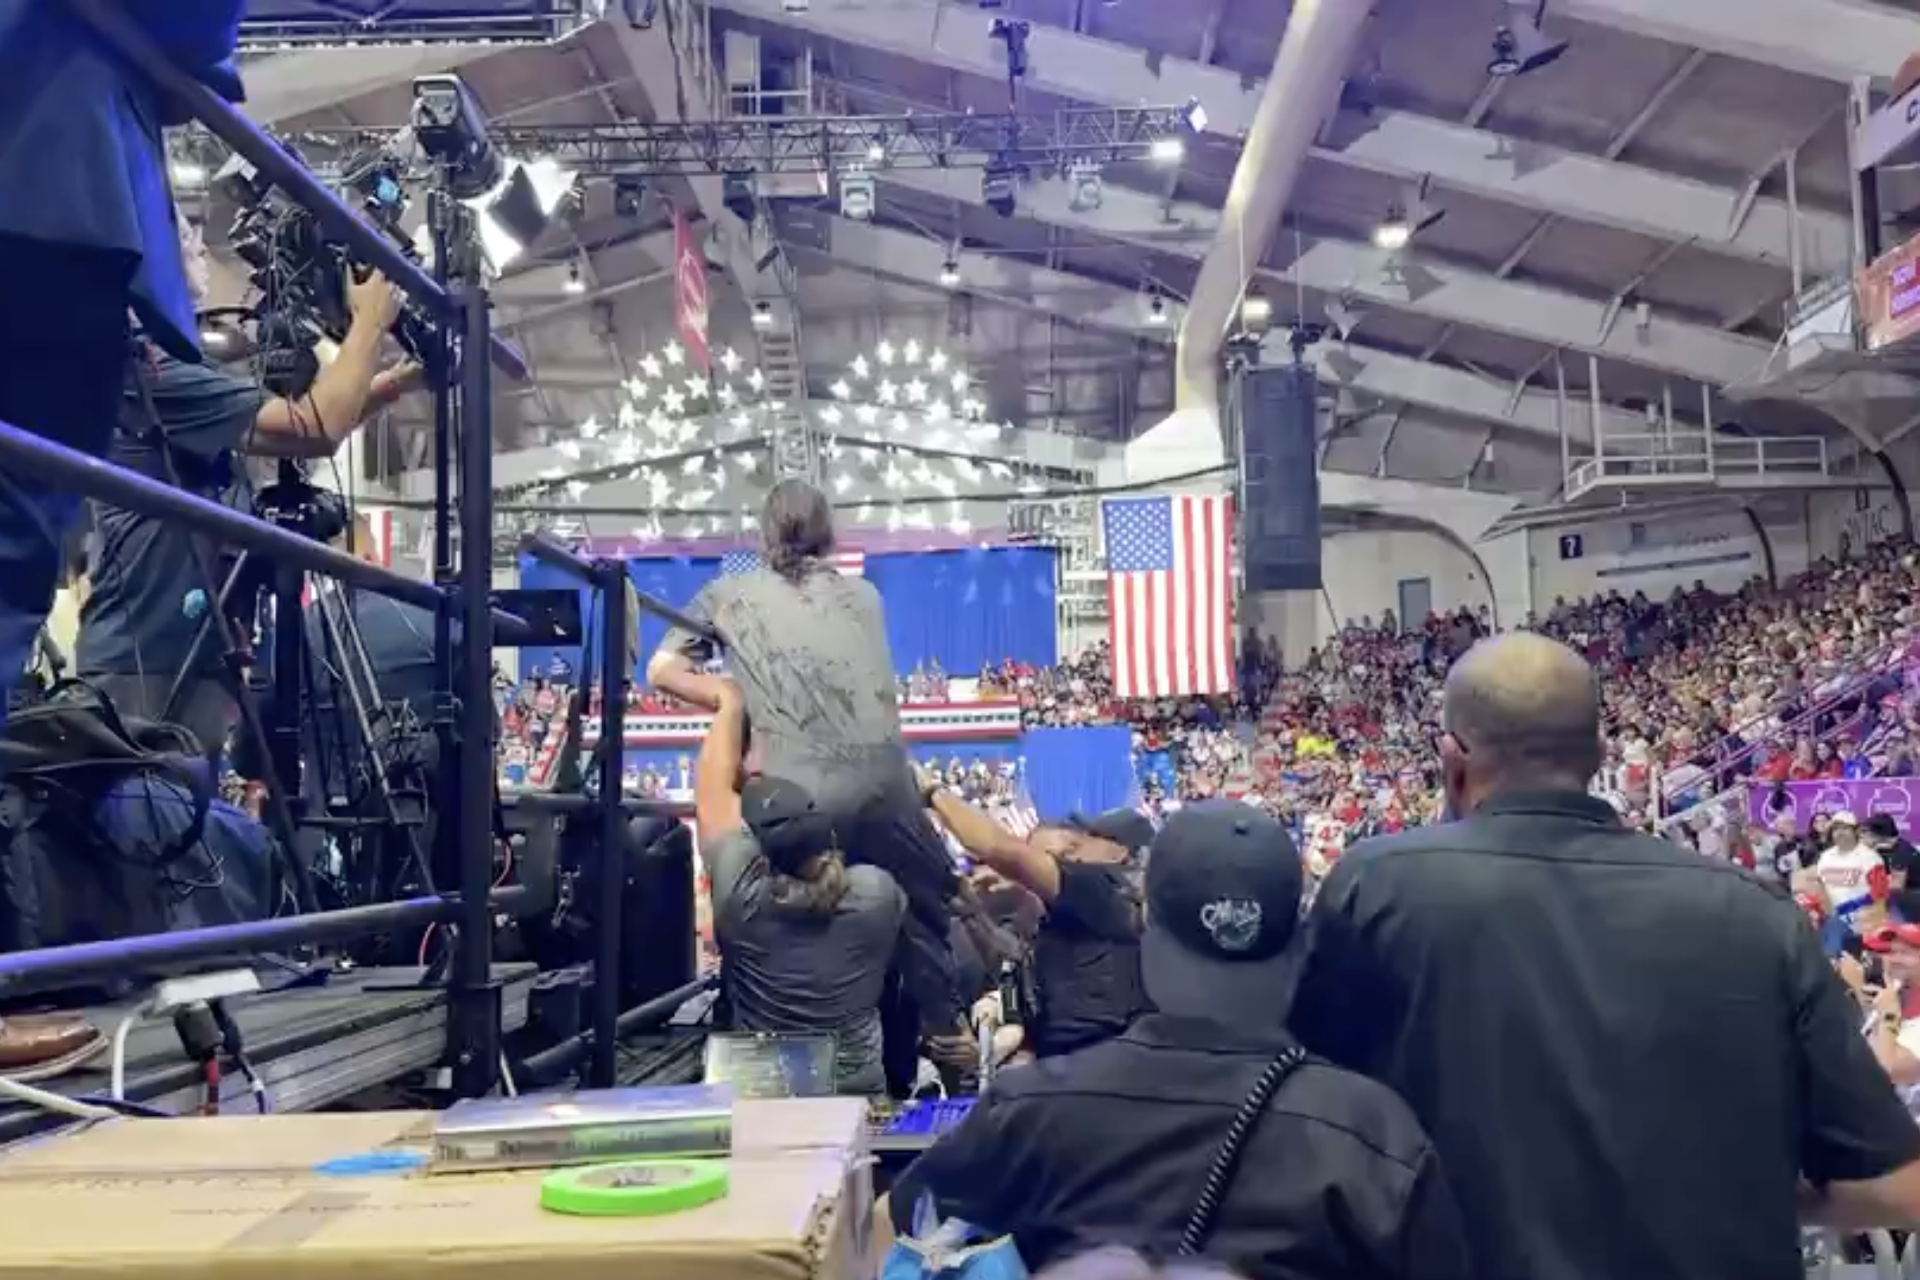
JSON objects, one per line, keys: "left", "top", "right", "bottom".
{"left": 1316, "top": 527, "right": 1502, "bottom": 641}
{"left": 1524, "top": 502, "right": 1816, "bottom": 605}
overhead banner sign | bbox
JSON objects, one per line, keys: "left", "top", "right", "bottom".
{"left": 1856, "top": 228, "right": 1920, "bottom": 352}
{"left": 673, "top": 205, "right": 711, "bottom": 371}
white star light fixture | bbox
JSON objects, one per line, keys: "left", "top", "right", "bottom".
{"left": 527, "top": 339, "right": 1019, "bottom": 526}
{"left": 826, "top": 340, "right": 1006, "bottom": 453}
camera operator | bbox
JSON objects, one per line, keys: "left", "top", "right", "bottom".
{"left": 0, "top": 0, "right": 247, "bottom": 727}
{"left": 647, "top": 478, "right": 976, "bottom": 1088}
{"left": 75, "top": 216, "right": 416, "bottom": 754}
{"left": 920, "top": 775, "right": 1152, "bottom": 1058}
{"left": 693, "top": 678, "right": 905, "bottom": 1095}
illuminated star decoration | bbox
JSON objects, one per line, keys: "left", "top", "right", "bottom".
{"left": 528, "top": 340, "right": 1009, "bottom": 532}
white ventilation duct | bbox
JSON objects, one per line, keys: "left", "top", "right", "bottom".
{"left": 1127, "top": 0, "right": 1372, "bottom": 486}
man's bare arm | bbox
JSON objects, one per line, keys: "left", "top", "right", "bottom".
{"left": 646, "top": 652, "right": 737, "bottom": 712}
{"left": 1802, "top": 1163, "right": 1920, "bottom": 1229}
{"left": 693, "top": 683, "right": 746, "bottom": 836}
{"left": 925, "top": 781, "right": 1061, "bottom": 903}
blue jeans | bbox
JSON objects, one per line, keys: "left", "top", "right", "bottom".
{"left": 0, "top": 236, "right": 133, "bottom": 724}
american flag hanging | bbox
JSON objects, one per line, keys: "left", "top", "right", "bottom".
{"left": 719, "top": 550, "right": 866, "bottom": 577}
{"left": 1102, "top": 494, "right": 1235, "bottom": 700}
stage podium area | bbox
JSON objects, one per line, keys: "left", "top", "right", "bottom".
{"left": 0, "top": 964, "right": 539, "bottom": 1147}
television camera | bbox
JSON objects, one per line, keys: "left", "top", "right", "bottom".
{"left": 221, "top": 144, "right": 444, "bottom": 398}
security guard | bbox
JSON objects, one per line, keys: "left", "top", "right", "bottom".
{"left": 1291, "top": 633, "right": 1920, "bottom": 1280}
{"left": 889, "top": 802, "right": 1470, "bottom": 1280}
{"left": 920, "top": 780, "right": 1151, "bottom": 1056}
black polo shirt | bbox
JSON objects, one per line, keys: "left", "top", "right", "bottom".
{"left": 890, "top": 1015, "right": 1471, "bottom": 1280}
{"left": 1290, "top": 789, "right": 1920, "bottom": 1280}
{"left": 1029, "top": 860, "right": 1149, "bottom": 1056}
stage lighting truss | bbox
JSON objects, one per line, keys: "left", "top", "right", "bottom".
{"left": 236, "top": 0, "right": 595, "bottom": 48}
{"left": 503, "top": 338, "right": 1059, "bottom": 528}
{"left": 300, "top": 107, "right": 1191, "bottom": 179}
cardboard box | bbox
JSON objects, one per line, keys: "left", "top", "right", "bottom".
{"left": 0, "top": 1097, "right": 872, "bottom": 1280}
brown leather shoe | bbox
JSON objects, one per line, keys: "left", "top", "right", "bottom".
{"left": 0, "top": 1014, "right": 106, "bottom": 1083}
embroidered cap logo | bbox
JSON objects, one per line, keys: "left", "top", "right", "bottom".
{"left": 1200, "top": 898, "right": 1263, "bottom": 953}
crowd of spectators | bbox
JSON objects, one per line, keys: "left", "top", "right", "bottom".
{"left": 493, "top": 537, "right": 1920, "bottom": 858}
{"left": 957, "top": 537, "right": 1920, "bottom": 863}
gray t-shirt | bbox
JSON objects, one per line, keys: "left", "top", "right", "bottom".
{"left": 79, "top": 348, "right": 263, "bottom": 678}
{"left": 706, "top": 825, "right": 905, "bottom": 1095}
{"left": 658, "top": 566, "right": 906, "bottom": 803}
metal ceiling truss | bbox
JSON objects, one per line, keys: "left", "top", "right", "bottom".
{"left": 478, "top": 109, "right": 1191, "bottom": 177}
{"left": 236, "top": 1, "right": 590, "bottom": 50}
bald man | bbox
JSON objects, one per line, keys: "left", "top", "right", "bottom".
{"left": 1289, "top": 633, "right": 1920, "bottom": 1280}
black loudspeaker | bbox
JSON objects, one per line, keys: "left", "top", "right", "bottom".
{"left": 1238, "top": 363, "right": 1323, "bottom": 592}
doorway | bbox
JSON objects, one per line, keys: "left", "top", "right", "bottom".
{"left": 1397, "top": 577, "right": 1433, "bottom": 632}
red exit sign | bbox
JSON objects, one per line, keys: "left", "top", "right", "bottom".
{"left": 1859, "top": 231, "right": 1920, "bottom": 352}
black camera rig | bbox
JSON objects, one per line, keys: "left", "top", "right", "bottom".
{"left": 222, "top": 144, "right": 445, "bottom": 397}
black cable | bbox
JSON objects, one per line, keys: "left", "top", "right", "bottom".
{"left": 209, "top": 998, "right": 270, "bottom": 1113}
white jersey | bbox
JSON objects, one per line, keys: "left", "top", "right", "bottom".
{"left": 1817, "top": 845, "right": 1887, "bottom": 933}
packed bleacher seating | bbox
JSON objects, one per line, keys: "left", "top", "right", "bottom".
{"left": 492, "top": 536, "right": 1920, "bottom": 869}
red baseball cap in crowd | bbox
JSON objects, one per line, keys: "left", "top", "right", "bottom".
{"left": 1861, "top": 922, "right": 1920, "bottom": 954}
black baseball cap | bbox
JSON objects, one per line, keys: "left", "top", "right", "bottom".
{"left": 1141, "top": 801, "right": 1303, "bottom": 1021}
{"left": 1067, "top": 807, "right": 1158, "bottom": 856}
{"left": 740, "top": 775, "right": 835, "bottom": 873}
{"left": 1865, "top": 813, "right": 1902, "bottom": 841}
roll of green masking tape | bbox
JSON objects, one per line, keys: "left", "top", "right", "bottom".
{"left": 539, "top": 1159, "right": 731, "bottom": 1217}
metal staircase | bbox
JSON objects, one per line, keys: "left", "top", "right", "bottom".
{"left": 757, "top": 317, "right": 819, "bottom": 481}
{"left": 1049, "top": 498, "right": 1108, "bottom": 656}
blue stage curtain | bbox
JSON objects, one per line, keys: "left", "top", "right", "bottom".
{"left": 1023, "top": 726, "right": 1134, "bottom": 821}
{"left": 518, "top": 555, "right": 719, "bottom": 682}
{"left": 866, "top": 547, "right": 1058, "bottom": 674}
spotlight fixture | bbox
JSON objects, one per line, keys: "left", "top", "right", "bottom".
{"left": 722, "top": 172, "right": 757, "bottom": 224}
{"left": 169, "top": 159, "right": 209, "bottom": 191}
{"left": 1240, "top": 295, "right": 1274, "bottom": 331}
{"left": 865, "top": 141, "right": 887, "bottom": 164}
{"left": 564, "top": 261, "right": 586, "bottom": 295}
{"left": 1067, "top": 160, "right": 1104, "bottom": 213}
{"left": 1149, "top": 137, "right": 1185, "bottom": 164}
{"left": 465, "top": 158, "right": 577, "bottom": 275}
{"left": 1488, "top": 0, "right": 1568, "bottom": 77}
{"left": 1177, "top": 96, "right": 1208, "bottom": 134}
{"left": 1370, "top": 175, "right": 1445, "bottom": 250}
{"left": 411, "top": 74, "right": 501, "bottom": 200}
{"left": 982, "top": 163, "right": 1017, "bottom": 217}
{"left": 1143, "top": 291, "right": 1168, "bottom": 325}
{"left": 840, "top": 168, "right": 876, "bottom": 221}
{"left": 939, "top": 258, "right": 962, "bottom": 288}
{"left": 751, "top": 300, "right": 774, "bottom": 329}
{"left": 613, "top": 178, "right": 649, "bottom": 219}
